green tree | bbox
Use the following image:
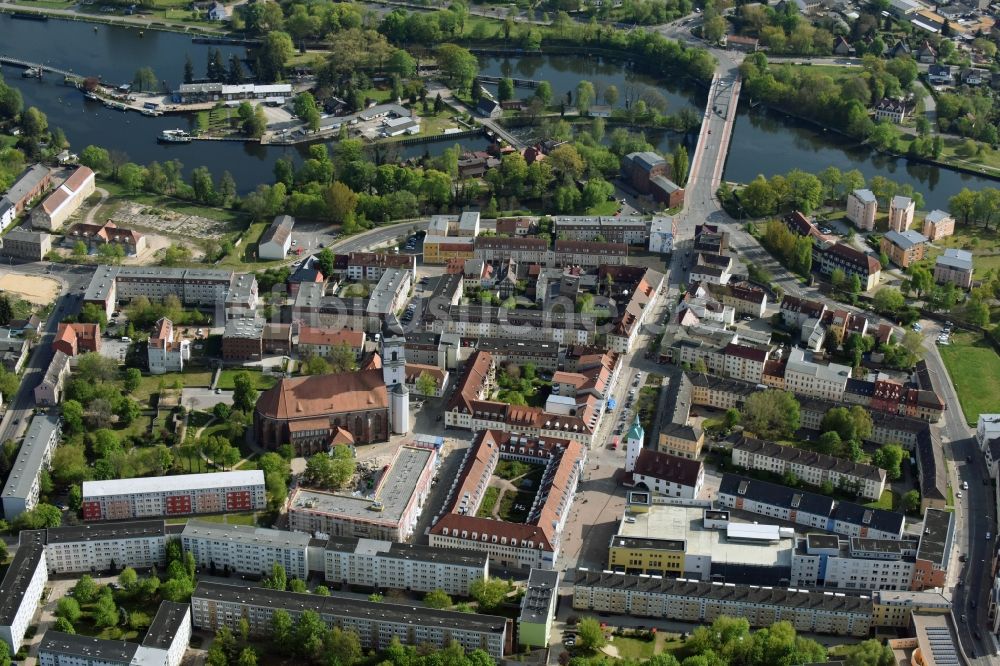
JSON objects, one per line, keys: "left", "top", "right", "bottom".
{"left": 575, "top": 80, "right": 595, "bottom": 114}
{"left": 873, "top": 287, "right": 905, "bottom": 314}
{"left": 535, "top": 80, "right": 553, "bottom": 106}
{"left": 469, "top": 578, "right": 510, "bottom": 610}
{"left": 842, "top": 638, "right": 895, "bottom": 666}
{"left": 237, "top": 648, "right": 258, "bottom": 666}
{"left": 272, "top": 609, "right": 295, "bottom": 654}
{"left": 815, "top": 431, "right": 842, "bottom": 455}
{"left": 872, "top": 444, "right": 905, "bottom": 480}
{"left": 232, "top": 372, "right": 258, "bottom": 412}
{"left": 424, "top": 589, "right": 453, "bottom": 609}
{"left": 741, "top": 390, "right": 800, "bottom": 439}
{"left": 416, "top": 371, "right": 439, "bottom": 396}
{"left": 73, "top": 575, "right": 99, "bottom": 603}
{"left": 118, "top": 567, "right": 138, "bottom": 592}
{"left": 93, "top": 592, "right": 119, "bottom": 629}
{"left": 576, "top": 617, "right": 607, "bottom": 651}
{"left": 123, "top": 368, "right": 142, "bottom": 393}
{"left": 53, "top": 617, "right": 75, "bottom": 635}
{"left": 56, "top": 597, "right": 82, "bottom": 623}
{"left": 436, "top": 44, "right": 479, "bottom": 89}
{"left": 132, "top": 67, "right": 159, "bottom": 93}
{"left": 671, "top": 145, "right": 689, "bottom": 187}
{"left": 901, "top": 490, "right": 921, "bottom": 514}
{"left": 497, "top": 78, "right": 515, "bottom": 102}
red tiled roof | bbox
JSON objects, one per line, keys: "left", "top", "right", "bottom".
{"left": 298, "top": 326, "right": 364, "bottom": 349}
{"left": 255, "top": 369, "right": 388, "bottom": 420}
{"left": 724, "top": 343, "right": 768, "bottom": 362}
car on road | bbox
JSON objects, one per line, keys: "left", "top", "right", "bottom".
{"left": 963, "top": 481, "right": 969, "bottom": 489}
{"left": 957, "top": 491, "right": 962, "bottom": 499}
{"left": 987, "top": 532, "right": 993, "bottom": 540}
{"left": 912, "top": 322, "right": 922, "bottom": 332}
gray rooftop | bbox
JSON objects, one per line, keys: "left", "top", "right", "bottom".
{"left": 935, "top": 248, "right": 973, "bottom": 271}
{"left": 192, "top": 581, "right": 508, "bottom": 633}
{"left": 39, "top": 350, "right": 69, "bottom": 388}
{"left": 225, "top": 273, "right": 257, "bottom": 304}
{"left": 291, "top": 445, "right": 434, "bottom": 525}
{"left": 0, "top": 530, "right": 45, "bottom": 625}
{"left": 852, "top": 189, "right": 877, "bottom": 204}
{"left": 325, "top": 536, "right": 488, "bottom": 568}
{"left": 519, "top": 569, "right": 560, "bottom": 625}
{"left": 5, "top": 164, "right": 50, "bottom": 205}
{"left": 786, "top": 347, "right": 851, "bottom": 383}
{"left": 223, "top": 317, "right": 265, "bottom": 339}
{"left": 39, "top": 631, "right": 139, "bottom": 663}
{"left": 626, "top": 151, "right": 665, "bottom": 172}
{"left": 46, "top": 520, "right": 166, "bottom": 544}
{"left": 924, "top": 210, "right": 951, "bottom": 224}
{"left": 916, "top": 507, "right": 953, "bottom": 569}
{"left": 734, "top": 437, "right": 886, "bottom": 483}
{"left": 367, "top": 268, "right": 409, "bottom": 315}
{"left": 573, "top": 569, "right": 873, "bottom": 614}
{"left": 260, "top": 214, "right": 294, "bottom": 247}
{"left": 4, "top": 228, "right": 50, "bottom": 244}
{"left": 141, "top": 602, "right": 190, "bottom": 650}
{"left": 182, "top": 519, "right": 311, "bottom": 548}
{"left": 891, "top": 195, "right": 913, "bottom": 209}
{"left": 884, "top": 229, "right": 928, "bottom": 250}
{"left": 2, "top": 413, "right": 60, "bottom": 502}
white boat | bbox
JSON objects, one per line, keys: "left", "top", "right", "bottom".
{"left": 158, "top": 129, "right": 192, "bottom": 143}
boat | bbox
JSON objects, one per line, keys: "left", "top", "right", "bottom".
{"left": 22, "top": 67, "right": 41, "bottom": 78}
{"left": 141, "top": 108, "right": 163, "bottom": 117}
{"left": 158, "top": 129, "right": 193, "bottom": 143}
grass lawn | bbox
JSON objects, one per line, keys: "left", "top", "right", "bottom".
{"left": 495, "top": 460, "right": 544, "bottom": 481}
{"left": 787, "top": 63, "right": 861, "bottom": 84}
{"left": 191, "top": 512, "right": 259, "bottom": 526}
{"left": 216, "top": 369, "right": 278, "bottom": 390}
{"left": 101, "top": 181, "right": 246, "bottom": 227}
{"left": 134, "top": 371, "right": 213, "bottom": 405}
{"left": 611, "top": 636, "right": 656, "bottom": 660}
{"left": 586, "top": 201, "right": 621, "bottom": 216}
{"left": 937, "top": 330, "right": 1000, "bottom": 425}
{"left": 476, "top": 486, "right": 501, "bottom": 518}
{"left": 498, "top": 490, "right": 534, "bottom": 523}
{"left": 865, "top": 489, "right": 897, "bottom": 511}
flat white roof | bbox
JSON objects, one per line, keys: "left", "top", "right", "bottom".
{"left": 83, "top": 470, "right": 264, "bottom": 498}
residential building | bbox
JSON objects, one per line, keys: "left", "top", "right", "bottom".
{"left": 934, "top": 248, "right": 973, "bottom": 289}
{"left": 82, "top": 266, "right": 252, "bottom": 321}
{"left": 404, "top": 363, "right": 448, "bottom": 397}
{"left": 297, "top": 327, "right": 365, "bottom": 359}
{"left": 553, "top": 240, "right": 629, "bottom": 267}
{"left": 625, "top": 429, "right": 705, "bottom": 499}
{"left": 572, "top": 569, "right": 872, "bottom": 637}
{"left": 0, "top": 328, "right": 28, "bottom": 373}
{"left": 880, "top": 230, "right": 927, "bottom": 268}
{"left": 190, "top": 582, "right": 509, "bottom": 660}
{"left": 816, "top": 242, "right": 882, "bottom": 291}
{"left": 221, "top": 317, "right": 264, "bottom": 361}
{"left": 147, "top": 318, "right": 190, "bottom": 374}
{"left": 928, "top": 64, "right": 953, "bottom": 84}
{"left": 888, "top": 196, "right": 915, "bottom": 232}
{"left": 258, "top": 214, "right": 294, "bottom": 260}
{"left": 0, "top": 531, "right": 47, "bottom": 653}
{"left": 181, "top": 520, "right": 311, "bottom": 579}
{"left": 366, "top": 268, "right": 412, "bottom": 318}
{"left": 551, "top": 216, "right": 651, "bottom": 245}
{"left": 846, "top": 189, "right": 878, "bottom": 230}
{"left": 290, "top": 285, "right": 379, "bottom": 333}
{"left": 657, "top": 422, "right": 704, "bottom": 460}
{"left": 1, "top": 414, "right": 61, "bottom": 519}
{"left": 428, "top": 430, "right": 586, "bottom": 570}
{"left": 648, "top": 215, "right": 675, "bottom": 254}
{"left": 288, "top": 443, "right": 438, "bottom": 542}
{"left": 33, "top": 350, "right": 70, "bottom": 407}
{"left": 917, "top": 40, "right": 937, "bottom": 62}
{"left": 39, "top": 603, "right": 191, "bottom": 666}
{"left": 175, "top": 83, "right": 293, "bottom": 103}
{"left": 875, "top": 591, "right": 951, "bottom": 628}
{"left": 324, "top": 536, "right": 488, "bottom": 596}
{"left": 922, "top": 210, "right": 955, "bottom": 240}
{"left": 2, "top": 164, "right": 51, "bottom": 215}
{"left": 780, "top": 295, "right": 827, "bottom": 329}
{"left": 731, "top": 437, "right": 887, "bottom": 501}
{"left": 717, "top": 474, "right": 906, "bottom": 540}
{"left": 621, "top": 152, "right": 670, "bottom": 195}
{"left": 519, "top": 569, "right": 561, "bottom": 648}
{"left": 341, "top": 252, "right": 416, "bottom": 283}
{"left": 709, "top": 282, "right": 767, "bottom": 318}
{"left": 474, "top": 236, "right": 548, "bottom": 265}
{"left": 31, "top": 166, "right": 95, "bottom": 232}
{"left": 421, "top": 235, "right": 475, "bottom": 265}
{"left": 784, "top": 347, "right": 851, "bottom": 401}
{"left": 874, "top": 98, "right": 908, "bottom": 124}
{"left": 262, "top": 323, "right": 292, "bottom": 355}
{"left": 253, "top": 369, "right": 389, "bottom": 451}
{"left": 65, "top": 221, "right": 147, "bottom": 256}
{"left": 1, "top": 228, "right": 52, "bottom": 261}
{"left": 43, "top": 520, "right": 168, "bottom": 574}
{"left": 223, "top": 273, "right": 259, "bottom": 321}
{"left": 81, "top": 471, "right": 266, "bottom": 521}
{"left": 52, "top": 322, "right": 100, "bottom": 357}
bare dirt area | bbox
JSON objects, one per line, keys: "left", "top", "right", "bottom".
{"left": 0, "top": 273, "right": 61, "bottom": 305}
{"left": 111, "top": 203, "right": 229, "bottom": 240}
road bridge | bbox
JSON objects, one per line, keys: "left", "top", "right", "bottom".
{"left": 0, "top": 55, "right": 85, "bottom": 81}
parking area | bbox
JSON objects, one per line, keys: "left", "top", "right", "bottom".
{"left": 99, "top": 337, "right": 130, "bottom": 362}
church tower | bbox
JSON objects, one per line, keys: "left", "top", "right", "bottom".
{"left": 382, "top": 336, "right": 409, "bottom": 434}
{"left": 624, "top": 416, "right": 645, "bottom": 473}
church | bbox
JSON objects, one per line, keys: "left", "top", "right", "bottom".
{"left": 253, "top": 337, "right": 410, "bottom": 453}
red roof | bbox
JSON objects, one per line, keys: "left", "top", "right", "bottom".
{"left": 724, "top": 343, "right": 768, "bottom": 362}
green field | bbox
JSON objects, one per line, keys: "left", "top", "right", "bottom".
{"left": 938, "top": 331, "right": 1000, "bottom": 425}
{"left": 216, "top": 369, "right": 278, "bottom": 390}
{"left": 865, "top": 489, "right": 898, "bottom": 511}
{"left": 611, "top": 636, "right": 656, "bottom": 660}
{"left": 476, "top": 487, "right": 501, "bottom": 518}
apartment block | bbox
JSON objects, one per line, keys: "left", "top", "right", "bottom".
{"left": 934, "top": 249, "right": 973, "bottom": 289}
{"left": 43, "top": 520, "right": 168, "bottom": 574}
{"left": 39, "top": 602, "right": 190, "bottom": 666}
{"left": 572, "top": 569, "right": 873, "bottom": 637}
{"left": 846, "top": 189, "right": 878, "bottom": 230}
{"left": 783, "top": 347, "right": 851, "bottom": 401}
{"left": 323, "top": 536, "right": 488, "bottom": 596}
{"left": 288, "top": 444, "right": 437, "bottom": 542}
{"left": 922, "top": 210, "right": 955, "bottom": 240}
{"left": 190, "top": 582, "right": 509, "bottom": 660}
{"left": 81, "top": 471, "right": 266, "bottom": 521}
{"left": 0, "top": 531, "right": 47, "bottom": 653}
{"left": 34, "top": 350, "right": 70, "bottom": 407}
{"left": 880, "top": 230, "right": 927, "bottom": 268}
{"left": 731, "top": 437, "right": 887, "bottom": 501}
{"left": 181, "top": 520, "right": 311, "bottom": 580}
{"left": 888, "top": 196, "right": 915, "bottom": 232}
{"left": 1, "top": 413, "right": 61, "bottom": 519}
{"left": 717, "top": 474, "right": 906, "bottom": 540}
{"left": 519, "top": 569, "right": 561, "bottom": 648}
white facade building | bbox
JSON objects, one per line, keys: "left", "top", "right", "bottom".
{"left": 323, "top": 537, "right": 488, "bottom": 596}
{"left": 0, "top": 531, "right": 48, "bottom": 653}
{"left": 82, "top": 471, "right": 266, "bottom": 521}
{"left": 1, "top": 413, "right": 61, "bottom": 519}
{"left": 783, "top": 347, "right": 851, "bottom": 401}
{"left": 44, "top": 520, "right": 168, "bottom": 574}
{"left": 181, "top": 520, "right": 311, "bottom": 580}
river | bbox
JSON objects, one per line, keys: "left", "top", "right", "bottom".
{"left": 1, "top": 15, "right": 997, "bottom": 206}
